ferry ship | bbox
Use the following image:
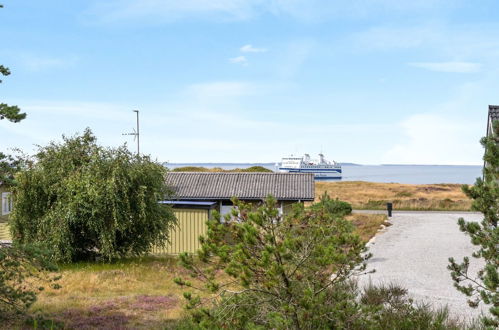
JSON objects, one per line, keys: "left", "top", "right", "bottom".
{"left": 277, "top": 153, "right": 342, "bottom": 179}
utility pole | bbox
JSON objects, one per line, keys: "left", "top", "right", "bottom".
{"left": 122, "top": 109, "right": 140, "bottom": 155}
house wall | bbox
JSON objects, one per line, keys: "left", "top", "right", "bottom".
{"left": 0, "top": 186, "right": 12, "bottom": 223}
{"left": 150, "top": 208, "right": 209, "bottom": 255}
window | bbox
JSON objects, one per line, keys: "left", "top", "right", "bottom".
{"left": 2, "top": 192, "right": 12, "bottom": 215}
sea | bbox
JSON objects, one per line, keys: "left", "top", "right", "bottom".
{"left": 166, "top": 163, "right": 482, "bottom": 185}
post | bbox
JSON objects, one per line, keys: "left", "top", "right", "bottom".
{"left": 133, "top": 110, "right": 139, "bottom": 155}
{"left": 386, "top": 202, "right": 393, "bottom": 217}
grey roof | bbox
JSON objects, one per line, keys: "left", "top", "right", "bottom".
{"left": 166, "top": 172, "right": 315, "bottom": 201}
{"left": 489, "top": 105, "right": 499, "bottom": 122}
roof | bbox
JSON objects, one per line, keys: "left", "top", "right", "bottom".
{"left": 489, "top": 105, "right": 499, "bottom": 122}
{"left": 166, "top": 172, "right": 315, "bottom": 201}
{"left": 159, "top": 201, "right": 217, "bottom": 209}
{"left": 488, "top": 105, "right": 499, "bottom": 136}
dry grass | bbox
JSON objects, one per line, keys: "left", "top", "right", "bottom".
{"left": 316, "top": 181, "right": 472, "bottom": 211}
{"left": 12, "top": 256, "right": 195, "bottom": 329}
{"left": 348, "top": 213, "right": 388, "bottom": 242}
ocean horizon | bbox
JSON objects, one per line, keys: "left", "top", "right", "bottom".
{"left": 165, "top": 163, "right": 482, "bottom": 185}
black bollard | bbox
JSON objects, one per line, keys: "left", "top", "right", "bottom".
{"left": 386, "top": 202, "right": 393, "bottom": 217}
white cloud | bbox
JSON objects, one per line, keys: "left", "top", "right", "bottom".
{"left": 240, "top": 44, "right": 267, "bottom": 53}
{"left": 19, "top": 55, "right": 78, "bottom": 72}
{"left": 229, "top": 55, "right": 248, "bottom": 65}
{"left": 409, "top": 61, "right": 481, "bottom": 73}
{"left": 383, "top": 113, "right": 482, "bottom": 165}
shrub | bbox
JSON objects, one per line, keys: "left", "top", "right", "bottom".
{"left": 0, "top": 243, "right": 60, "bottom": 318}
{"left": 310, "top": 193, "right": 352, "bottom": 216}
{"left": 10, "top": 129, "right": 176, "bottom": 262}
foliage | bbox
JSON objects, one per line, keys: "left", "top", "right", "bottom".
{"left": 10, "top": 129, "right": 177, "bottom": 262}
{"left": 174, "top": 196, "right": 372, "bottom": 328}
{"left": 0, "top": 5, "right": 26, "bottom": 124}
{"left": 0, "top": 243, "right": 60, "bottom": 318}
{"left": 448, "top": 120, "right": 499, "bottom": 327}
{"left": 309, "top": 192, "right": 352, "bottom": 216}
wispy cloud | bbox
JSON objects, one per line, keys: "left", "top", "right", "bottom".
{"left": 86, "top": 0, "right": 464, "bottom": 23}
{"left": 87, "top": 0, "right": 264, "bottom": 23}
{"left": 229, "top": 55, "right": 248, "bottom": 66}
{"left": 19, "top": 55, "right": 78, "bottom": 72}
{"left": 409, "top": 61, "right": 481, "bottom": 73}
{"left": 383, "top": 113, "right": 482, "bottom": 165}
{"left": 240, "top": 44, "right": 267, "bottom": 53}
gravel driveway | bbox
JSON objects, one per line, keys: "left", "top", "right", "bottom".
{"left": 358, "top": 211, "right": 488, "bottom": 321}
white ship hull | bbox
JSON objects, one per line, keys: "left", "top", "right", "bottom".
{"left": 278, "top": 167, "right": 342, "bottom": 179}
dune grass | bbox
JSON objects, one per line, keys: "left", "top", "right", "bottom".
{"left": 316, "top": 181, "right": 472, "bottom": 211}
{"left": 6, "top": 212, "right": 386, "bottom": 329}
{"left": 171, "top": 166, "right": 272, "bottom": 173}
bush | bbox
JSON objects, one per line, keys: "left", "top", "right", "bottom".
{"left": 0, "top": 243, "right": 60, "bottom": 318}
{"left": 310, "top": 193, "right": 352, "bottom": 216}
{"left": 10, "top": 129, "right": 176, "bottom": 262}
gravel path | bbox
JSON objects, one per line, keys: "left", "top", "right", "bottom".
{"left": 358, "top": 211, "right": 488, "bottom": 321}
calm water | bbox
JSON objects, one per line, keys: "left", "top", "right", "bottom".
{"left": 166, "top": 163, "right": 482, "bottom": 185}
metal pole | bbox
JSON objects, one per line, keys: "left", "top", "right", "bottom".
{"left": 133, "top": 110, "right": 139, "bottom": 155}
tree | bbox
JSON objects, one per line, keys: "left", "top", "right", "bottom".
{"left": 0, "top": 243, "right": 60, "bottom": 318}
{"left": 0, "top": 5, "right": 26, "bottom": 124}
{"left": 175, "top": 196, "right": 373, "bottom": 329}
{"left": 448, "top": 120, "right": 499, "bottom": 327}
{"left": 10, "top": 129, "right": 177, "bottom": 262}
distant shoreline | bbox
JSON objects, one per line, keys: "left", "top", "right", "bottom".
{"left": 165, "top": 163, "right": 481, "bottom": 167}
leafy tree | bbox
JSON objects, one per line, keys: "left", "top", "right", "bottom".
{"left": 0, "top": 243, "right": 60, "bottom": 318}
{"left": 448, "top": 120, "right": 499, "bottom": 327}
{"left": 10, "top": 129, "right": 177, "bottom": 262}
{"left": 0, "top": 4, "right": 26, "bottom": 124}
{"left": 175, "top": 196, "right": 372, "bottom": 329}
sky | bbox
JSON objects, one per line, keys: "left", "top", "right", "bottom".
{"left": 1, "top": 0, "right": 498, "bottom": 165}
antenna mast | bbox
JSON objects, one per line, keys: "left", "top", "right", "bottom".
{"left": 122, "top": 109, "right": 140, "bottom": 155}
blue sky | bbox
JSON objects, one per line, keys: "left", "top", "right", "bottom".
{"left": 1, "top": 0, "right": 498, "bottom": 165}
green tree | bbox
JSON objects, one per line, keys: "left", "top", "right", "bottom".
{"left": 175, "top": 196, "right": 372, "bottom": 329}
{"left": 0, "top": 5, "right": 26, "bottom": 124}
{"left": 448, "top": 120, "right": 499, "bottom": 327}
{"left": 10, "top": 129, "right": 177, "bottom": 262}
{"left": 0, "top": 243, "right": 60, "bottom": 318}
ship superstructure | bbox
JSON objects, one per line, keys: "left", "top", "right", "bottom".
{"left": 277, "top": 153, "right": 342, "bottom": 179}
